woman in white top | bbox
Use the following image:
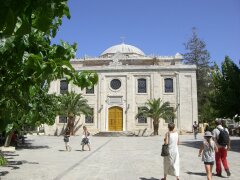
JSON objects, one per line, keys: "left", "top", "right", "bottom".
{"left": 81, "top": 126, "right": 91, "bottom": 151}
{"left": 162, "top": 123, "right": 180, "bottom": 180}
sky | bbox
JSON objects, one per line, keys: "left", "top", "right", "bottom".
{"left": 52, "top": 0, "right": 240, "bottom": 66}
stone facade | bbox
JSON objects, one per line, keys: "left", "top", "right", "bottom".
{"left": 45, "top": 43, "right": 198, "bottom": 135}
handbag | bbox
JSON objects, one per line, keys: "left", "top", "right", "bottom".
{"left": 161, "top": 144, "right": 169, "bottom": 156}
{"left": 161, "top": 132, "right": 170, "bottom": 156}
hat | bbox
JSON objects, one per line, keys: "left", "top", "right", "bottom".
{"left": 204, "top": 131, "right": 212, "bottom": 137}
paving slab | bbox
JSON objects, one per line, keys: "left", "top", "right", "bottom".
{"left": 0, "top": 134, "right": 239, "bottom": 180}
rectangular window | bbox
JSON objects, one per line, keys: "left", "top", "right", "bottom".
{"left": 138, "top": 78, "right": 147, "bottom": 93}
{"left": 59, "top": 116, "right": 67, "bottom": 123}
{"left": 85, "top": 108, "right": 94, "bottom": 123}
{"left": 164, "top": 78, "right": 173, "bottom": 93}
{"left": 60, "top": 80, "right": 68, "bottom": 94}
{"left": 86, "top": 86, "right": 94, "bottom": 94}
{"left": 138, "top": 107, "right": 147, "bottom": 123}
{"left": 165, "top": 107, "right": 174, "bottom": 123}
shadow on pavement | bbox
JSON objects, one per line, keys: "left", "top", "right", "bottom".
{"left": 229, "top": 139, "right": 240, "bottom": 153}
{"left": 16, "top": 143, "right": 49, "bottom": 150}
{"left": 3, "top": 160, "right": 39, "bottom": 171}
{"left": 180, "top": 139, "right": 240, "bottom": 153}
{"left": 58, "top": 150, "right": 66, "bottom": 152}
{"left": 3, "top": 153, "right": 19, "bottom": 156}
{"left": 186, "top": 171, "right": 206, "bottom": 176}
{"left": 0, "top": 171, "right": 9, "bottom": 177}
{"left": 2, "top": 152, "right": 39, "bottom": 177}
{"left": 180, "top": 140, "right": 202, "bottom": 149}
{"left": 139, "top": 178, "right": 160, "bottom": 180}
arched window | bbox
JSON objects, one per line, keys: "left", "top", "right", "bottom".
{"left": 164, "top": 78, "right": 173, "bottom": 93}
{"left": 138, "top": 78, "right": 147, "bottom": 93}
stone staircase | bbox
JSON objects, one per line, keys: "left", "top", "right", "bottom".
{"left": 93, "top": 131, "right": 135, "bottom": 137}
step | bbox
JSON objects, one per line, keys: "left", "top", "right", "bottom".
{"left": 93, "top": 131, "right": 135, "bottom": 137}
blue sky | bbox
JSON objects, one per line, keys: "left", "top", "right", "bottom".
{"left": 52, "top": 0, "right": 240, "bottom": 65}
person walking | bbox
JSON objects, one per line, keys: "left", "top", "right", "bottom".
{"left": 81, "top": 126, "right": 91, "bottom": 151}
{"left": 199, "top": 131, "right": 218, "bottom": 180}
{"left": 212, "top": 119, "right": 231, "bottom": 177}
{"left": 193, "top": 121, "right": 199, "bottom": 139}
{"left": 161, "top": 123, "right": 180, "bottom": 180}
{"left": 63, "top": 127, "right": 71, "bottom": 152}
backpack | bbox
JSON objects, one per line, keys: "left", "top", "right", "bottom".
{"left": 217, "top": 128, "right": 229, "bottom": 146}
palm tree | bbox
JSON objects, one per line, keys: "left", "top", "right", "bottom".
{"left": 136, "top": 98, "right": 175, "bottom": 135}
{"left": 58, "top": 92, "right": 92, "bottom": 135}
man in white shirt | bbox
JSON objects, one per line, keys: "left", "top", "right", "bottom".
{"left": 212, "top": 119, "right": 231, "bottom": 177}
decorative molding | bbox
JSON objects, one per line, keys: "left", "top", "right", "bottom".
{"left": 108, "top": 53, "right": 124, "bottom": 66}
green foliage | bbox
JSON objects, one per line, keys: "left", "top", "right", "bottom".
{"left": 183, "top": 28, "right": 212, "bottom": 122}
{"left": 210, "top": 56, "right": 240, "bottom": 119}
{"left": 58, "top": 92, "right": 92, "bottom": 135}
{"left": 200, "top": 99, "right": 218, "bottom": 124}
{"left": 136, "top": 98, "right": 175, "bottom": 123}
{"left": 0, "top": 154, "right": 7, "bottom": 166}
{"left": 136, "top": 98, "right": 175, "bottom": 135}
{"left": 58, "top": 92, "right": 92, "bottom": 118}
{"left": 0, "top": 0, "right": 98, "bottom": 133}
{"left": 0, "top": 0, "right": 70, "bottom": 37}
{"left": 136, "top": 98, "right": 174, "bottom": 123}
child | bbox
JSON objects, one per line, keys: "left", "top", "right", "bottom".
{"left": 81, "top": 126, "right": 91, "bottom": 151}
{"left": 199, "top": 131, "right": 218, "bottom": 180}
{"left": 63, "top": 127, "right": 71, "bottom": 152}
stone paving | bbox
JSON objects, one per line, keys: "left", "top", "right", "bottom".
{"left": 0, "top": 134, "right": 239, "bottom": 180}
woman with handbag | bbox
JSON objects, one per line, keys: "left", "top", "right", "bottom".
{"left": 162, "top": 123, "right": 180, "bottom": 180}
{"left": 81, "top": 126, "right": 91, "bottom": 151}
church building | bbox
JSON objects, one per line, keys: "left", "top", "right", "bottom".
{"left": 45, "top": 43, "right": 198, "bottom": 135}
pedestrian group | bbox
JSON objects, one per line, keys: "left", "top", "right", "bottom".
{"left": 161, "top": 119, "right": 231, "bottom": 180}
{"left": 63, "top": 126, "right": 91, "bottom": 152}
{"left": 63, "top": 120, "right": 231, "bottom": 180}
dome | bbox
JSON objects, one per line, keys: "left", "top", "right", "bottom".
{"left": 100, "top": 43, "right": 145, "bottom": 57}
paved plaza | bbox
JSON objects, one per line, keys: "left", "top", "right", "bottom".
{"left": 0, "top": 134, "right": 239, "bottom": 180}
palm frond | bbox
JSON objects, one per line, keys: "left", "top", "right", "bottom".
{"left": 136, "top": 98, "right": 175, "bottom": 123}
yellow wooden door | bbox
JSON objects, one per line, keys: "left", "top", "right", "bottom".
{"left": 108, "top": 106, "right": 123, "bottom": 131}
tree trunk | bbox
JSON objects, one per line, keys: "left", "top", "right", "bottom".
{"left": 153, "top": 120, "right": 159, "bottom": 135}
{"left": 67, "top": 116, "right": 75, "bottom": 136}
{"left": 4, "top": 132, "right": 14, "bottom": 147}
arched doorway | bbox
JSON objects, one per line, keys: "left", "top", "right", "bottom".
{"left": 108, "top": 106, "right": 123, "bottom": 131}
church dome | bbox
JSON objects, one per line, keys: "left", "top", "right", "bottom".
{"left": 100, "top": 43, "right": 145, "bottom": 57}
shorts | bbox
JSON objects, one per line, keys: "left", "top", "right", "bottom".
{"left": 81, "top": 137, "right": 89, "bottom": 145}
{"left": 64, "top": 136, "right": 69, "bottom": 142}
{"left": 204, "top": 161, "right": 214, "bottom": 165}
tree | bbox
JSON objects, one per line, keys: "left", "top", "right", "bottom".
{"left": 136, "top": 98, "right": 175, "bottom": 135}
{"left": 0, "top": 0, "right": 98, "bottom": 146}
{"left": 183, "top": 28, "right": 212, "bottom": 123}
{"left": 210, "top": 56, "right": 240, "bottom": 119}
{"left": 58, "top": 92, "right": 92, "bottom": 135}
